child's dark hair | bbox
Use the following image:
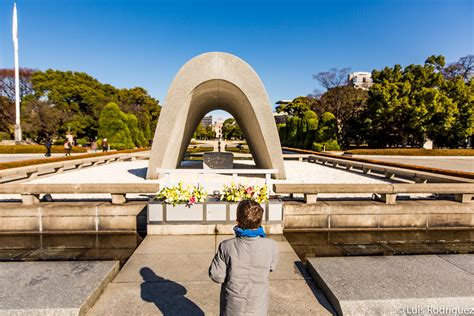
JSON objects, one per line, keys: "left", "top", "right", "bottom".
{"left": 236, "top": 200, "right": 263, "bottom": 229}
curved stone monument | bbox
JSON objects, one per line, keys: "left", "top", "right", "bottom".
{"left": 147, "top": 52, "right": 286, "bottom": 179}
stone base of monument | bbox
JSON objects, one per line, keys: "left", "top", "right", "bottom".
{"left": 203, "top": 152, "right": 234, "bottom": 169}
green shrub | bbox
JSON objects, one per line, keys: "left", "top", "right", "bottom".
{"left": 0, "top": 145, "right": 87, "bottom": 154}
{"left": 0, "top": 132, "right": 11, "bottom": 141}
{"left": 109, "top": 143, "right": 135, "bottom": 150}
{"left": 323, "top": 140, "right": 341, "bottom": 151}
{"left": 311, "top": 142, "right": 324, "bottom": 152}
{"left": 346, "top": 148, "right": 474, "bottom": 156}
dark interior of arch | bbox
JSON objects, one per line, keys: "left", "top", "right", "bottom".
{"left": 177, "top": 79, "right": 272, "bottom": 169}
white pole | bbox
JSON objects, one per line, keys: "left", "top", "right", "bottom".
{"left": 13, "top": 3, "right": 22, "bottom": 142}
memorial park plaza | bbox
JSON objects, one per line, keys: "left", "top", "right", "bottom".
{"left": 0, "top": 52, "right": 473, "bottom": 315}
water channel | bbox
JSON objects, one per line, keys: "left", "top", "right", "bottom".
{"left": 0, "top": 230, "right": 472, "bottom": 266}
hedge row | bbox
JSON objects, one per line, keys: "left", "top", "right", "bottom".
{"left": 0, "top": 145, "right": 87, "bottom": 154}
{"left": 345, "top": 148, "right": 474, "bottom": 156}
{"left": 225, "top": 147, "right": 251, "bottom": 154}
{"left": 0, "top": 148, "right": 149, "bottom": 170}
{"left": 186, "top": 146, "right": 214, "bottom": 153}
{"left": 282, "top": 147, "right": 474, "bottom": 180}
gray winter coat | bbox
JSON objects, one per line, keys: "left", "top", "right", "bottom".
{"left": 209, "top": 236, "right": 279, "bottom": 316}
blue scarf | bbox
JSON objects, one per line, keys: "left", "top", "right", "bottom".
{"left": 233, "top": 226, "right": 266, "bottom": 238}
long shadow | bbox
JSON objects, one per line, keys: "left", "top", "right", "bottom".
{"left": 128, "top": 167, "right": 147, "bottom": 179}
{"left": 140, "top": 267, "right": 204, "bottom": 316}
{"left": 294, "top": 261, "right": 337, "bottom": 315}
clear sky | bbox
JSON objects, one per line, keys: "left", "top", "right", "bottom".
{"left": 0, "top": 0, "right": 472, "bottom": 120}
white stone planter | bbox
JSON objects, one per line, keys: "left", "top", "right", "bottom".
{"left": 148, "top": 199, "right": 283, "bottom": 224}
{"left": 267, "top": 199, "right": 283, "bottom": 222}
{"left": 228, "top": 203, "right": 238, "bottom": 221}
{"left": 148, "top": 201, "right": 164, "bottom": 222}
{"left": 206, "top": 202, "right": 227, "bottom": 221}
{"left": 166, "top": 203, "right": 204, "bottom": 221}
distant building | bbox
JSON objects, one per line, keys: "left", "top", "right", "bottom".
{"left": 201, "top": 115, "right": 213, "bottom": 127}
{"left": 273, "top": 112, "right": 288, "bottom": 124}
{"left": 348, "top": 72, "right": 373, "bottom": 90}
{"left": 213, "top": 118, "right": 223, "bottom": 139}
{"left": 274, "top": 100, "right": 292, "bottom": 124}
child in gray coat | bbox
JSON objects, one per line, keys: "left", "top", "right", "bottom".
{"left": 209, "top": 200, "right": 279, "bottom": 315}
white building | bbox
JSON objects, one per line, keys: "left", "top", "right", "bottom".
{"left": 348, "top": 72, "right": 373, "bottom": 90}
{"left": 201, "top": 115, "right": 213, "bottom": 127}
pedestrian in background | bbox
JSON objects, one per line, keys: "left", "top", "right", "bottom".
{"left": 91, "top": 138, "right": 97, "bottom": 154}
{"left": 64, "top": 140, "right": 72, "bottom": 157}
{"left": 102, "top": 138, "right": 108, "bottom": 152}
{"left": 44, "top": 138, "right": 52, "bottom": 157}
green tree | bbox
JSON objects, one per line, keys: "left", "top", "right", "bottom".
{"left": 362, "top": 55, "right": 470, "bottom": 148}
{"left": 319, "top": 86, "right": 368, "bottom": 148}
{"left": 31, "top": 70, "right": 118, "bottom": 139}
{"left": 276, "top": 96, "right": 316, "bottom": 117}
{"left": 127, "top": 113, "right": 147, "bottom": 147}
{"left": 98, "top": 102, "right": 134, "bottom": 149}
{"left": 222, "top": 118, "right": 243, "bottom": 140}
{"left": 118, "top": 87, "right": 161, "bottom": 140}
{"left": 22, "top": 99, "right": 65, "bottom": 142}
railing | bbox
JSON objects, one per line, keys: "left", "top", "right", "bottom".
{"left": 307, "top": 155, "right": 474, "bottom": 184}
{"left": 156, "top": 168, "right": 278, "bottom": 193}
{"left": 0, "top": 152, "right": 147, "bottom": 184}
{"left": 0, "top": 183, "right": 160, "bottom": 205}
{"left": 273, "top": 183, "right": 474, "bottom": 204}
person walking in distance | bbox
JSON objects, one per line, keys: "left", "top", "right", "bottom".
{"left": 102, "top": 138, "right": 108, "bottom": 152}
{"left": 91, "top": 138, "right": 98, "bottom": 154}
{"left": 64, "top": 140, "right": 72, "bottom": 157}
{"left": 44, "top": 138, "right": 52, "bottom": 157}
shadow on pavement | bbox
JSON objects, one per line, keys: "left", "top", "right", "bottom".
{"left": 140, "top": 267, "right": 204, "bottom": 316}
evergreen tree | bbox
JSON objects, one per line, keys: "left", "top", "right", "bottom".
{"left": 98, "top": 102, "right": 134, "bottom": 149}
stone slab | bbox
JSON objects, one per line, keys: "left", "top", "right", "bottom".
{"left": 0, "top": 261, "right": 119, "bottom": 316}
{"left": 90, "top": 235, "right": 333, "bottom": 315}
{"left": 203, "top": 152, "right": 234, "bottom": 169}
{"left": 307, "top": 255, "right": 474, "bottom": 316}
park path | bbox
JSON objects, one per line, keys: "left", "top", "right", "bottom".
{"left": 88, "top": 235, "right": 333, "bottom": 315}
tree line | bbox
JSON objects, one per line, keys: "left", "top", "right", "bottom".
{"left": 0, "top": 69, "right": 161, "bottom": 149}
{"left": 277, "top": 55, "right": 473, "bottom": 150}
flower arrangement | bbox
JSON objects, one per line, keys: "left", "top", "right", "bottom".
{"left": 157, "top": 182, "right": 207, "bottom": 206}
{"left": 220, "top": 182, "right": 268, "bottom": 204}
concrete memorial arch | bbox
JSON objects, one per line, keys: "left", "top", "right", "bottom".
{"left": 147, "top": 52, "right": 286, "bottom": 179}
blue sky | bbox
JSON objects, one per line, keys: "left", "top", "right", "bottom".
{"left": 0, "top": 0, "right": 472, "bottom": 120}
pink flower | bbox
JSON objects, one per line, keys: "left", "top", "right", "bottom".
{"left": 245, "top": 187, "right": 254, "bottom": 195}
{"left": 189, "top": 196, "right": 196, "bottom": 205}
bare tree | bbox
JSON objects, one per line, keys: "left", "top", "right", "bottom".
{"left": 313, "top": 67, "right": 351, "bottom": 91}
{"left": 0, "top": 68, "right": 36, "bottom": 101}
{"left": 443, "top": 55, "right": 474, "bottom": 82}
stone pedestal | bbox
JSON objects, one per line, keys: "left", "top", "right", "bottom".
{"left": 203, "top": 152, "right": 233, "bottom": 169}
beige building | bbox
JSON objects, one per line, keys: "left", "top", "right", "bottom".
{"left": 348, "top": 72, "right": 373, "bottom": 90}
{"left": 213, "top": 119, "right": 223, "bottom": 139}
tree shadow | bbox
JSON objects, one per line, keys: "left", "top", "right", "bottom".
{"left": 128, "top": 167, "right": 147, "bottom": 179}
{"left": 140, "top": 267, "right": 204, "bottom": 316}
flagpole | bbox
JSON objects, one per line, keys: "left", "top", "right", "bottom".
{"left": 13, "top": 3, "right": 22, "bottom": 142}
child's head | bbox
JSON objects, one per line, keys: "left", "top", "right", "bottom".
{"left": 236, "top": 200, "right": 264, "bottom": 229}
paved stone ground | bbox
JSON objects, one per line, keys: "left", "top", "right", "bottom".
{"left": 89, "top": 235, "right": 334, "bottom": 315}
{"left": 353, "top": 155, "right": 474, "bottom": 173}
{"left": 308, "top": 255, "right": 474, "bottom": 316}
{"left": 0, "top": 261, "right": 119, "bottom": 315}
